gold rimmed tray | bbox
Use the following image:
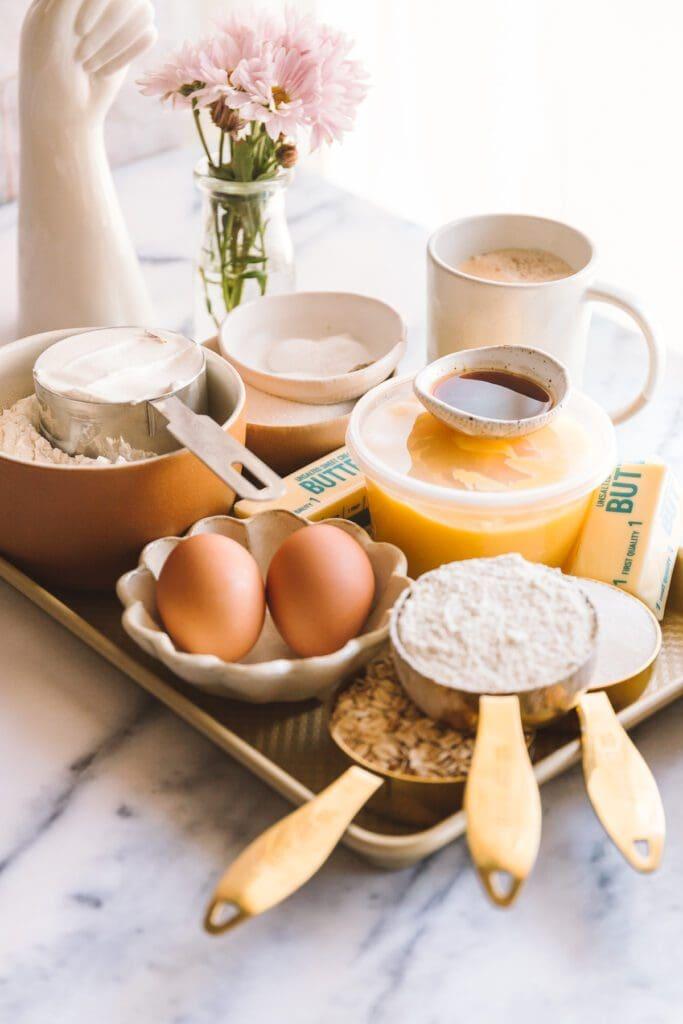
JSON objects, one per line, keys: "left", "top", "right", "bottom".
{"left": 3, "top": 552, "right": 683, "bottom": 869}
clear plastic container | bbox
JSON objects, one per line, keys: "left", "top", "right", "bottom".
{"left": 347, "top": 376, "right": 616, "bottom": 578}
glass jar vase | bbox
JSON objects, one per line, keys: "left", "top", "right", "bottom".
{"left": 193, "top": 160, "right": 295, "bottom": 339}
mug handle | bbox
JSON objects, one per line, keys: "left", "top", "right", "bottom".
{"left": 586, "top": 280, "right": 664, "bottom": 425}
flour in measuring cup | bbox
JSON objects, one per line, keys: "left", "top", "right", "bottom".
{"left": 396, "top": 554, "right": 597, "bottom": 693}
{"left": 0, "top": 396, "right": 154, "bottom": 466}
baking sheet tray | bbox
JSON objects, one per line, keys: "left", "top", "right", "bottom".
{"left": 3, "top": 551, "right": 683, "bottom": 870}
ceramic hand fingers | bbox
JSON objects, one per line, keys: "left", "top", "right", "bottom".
{"left": 75, "top": 0, "right": 155, "bottom": 75}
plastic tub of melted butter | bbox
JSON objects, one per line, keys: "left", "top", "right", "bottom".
{"left": 347, "top": 374, "right": 616, "bottom": 576}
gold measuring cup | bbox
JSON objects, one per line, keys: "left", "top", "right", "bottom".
{"left": 390, "top": 583, "right": 665, "bottom": 907}
{"left": 204, "top": 676, "right": 487, "bottom": 934}
{"left": 204, "top": 765, "right": 382, "bottom": 934}
{"left": 576, "top": 579, "right": 664, "bottom": 870}
{"left": 581, "top": 578, "right": 662, "bottom": 710}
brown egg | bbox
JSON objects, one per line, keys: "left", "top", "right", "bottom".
{"left": 156, "top": 534, "right": 265, "bottom": 661}
{"left": 266, "top": 524, "right": 375, "bottom": 657}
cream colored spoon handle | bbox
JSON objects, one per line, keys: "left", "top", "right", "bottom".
{"left": 464, "top": 695, "right": 542, "bottom": 908}
{"left": 577, "top": 691, "right": 665, "bottom": 872}
{"left": 204, "top": 767, "right": 382, "bottom": 934}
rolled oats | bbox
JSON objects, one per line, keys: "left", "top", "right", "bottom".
{"left": 330, "top": 649, "right": 477, "bottom": 780}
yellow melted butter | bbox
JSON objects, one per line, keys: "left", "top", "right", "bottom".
{"left": 364, "top": 396, "right": 590, "bottom": 492}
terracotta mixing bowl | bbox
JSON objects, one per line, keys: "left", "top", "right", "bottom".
{"left": 0, "top": 328, "right": 247, "bottom": 590}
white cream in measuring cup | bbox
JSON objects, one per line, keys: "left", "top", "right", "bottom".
{"left": 33, "top": 327, "right": 284, "bottom": 502}
{"left": 34, "top": 327, "right": 204, "bottom": 403}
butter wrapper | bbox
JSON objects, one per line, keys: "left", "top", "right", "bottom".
{"left": 235, "top": 447, "right": 367, "bottom": 523}
{"left": 568, "top": 462, "right": 682, "bottom": 620}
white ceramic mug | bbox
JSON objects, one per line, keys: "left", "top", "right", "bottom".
{"left": 427, "top": 213, "right": 662, "bottom": 424}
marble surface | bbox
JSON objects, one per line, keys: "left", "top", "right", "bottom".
{"left": 1, "top": 147, "right": 683, "bottom": 1024}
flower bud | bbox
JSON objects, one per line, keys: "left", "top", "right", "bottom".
{"left": 210, "top": 97, "right": 245, "bottom": 136}
{"left": 276, "top": 143, "right": 298, "bottom": 168}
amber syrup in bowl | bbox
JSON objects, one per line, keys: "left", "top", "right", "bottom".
{"left": 432, "top": 369, "right": 553, "bottom": 422}
{"left": 413, "top": 345, "right": 570, "bottom": 438}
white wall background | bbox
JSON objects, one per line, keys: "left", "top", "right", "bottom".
{"left": 314, "top": 0, "right": 683, "bottom": 350}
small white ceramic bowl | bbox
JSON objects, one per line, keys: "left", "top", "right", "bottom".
{"left": 413, "top": 345, "right": 570, "bottom": 438}
{"left": 219, "top": 291, "right": 406, "bottom": 405}
{"left": 116, "top": 510, "right": 410, "bottom": 703}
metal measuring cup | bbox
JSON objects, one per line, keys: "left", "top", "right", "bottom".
{"left": 33, "top": 327, "right": 284, "bottom": 502}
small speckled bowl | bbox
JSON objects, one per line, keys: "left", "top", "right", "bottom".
{"left": 413, "top": 345, "right": 570, "bottom": 438}
{"left": 116, "top": 510, "right": 410, "bottom": 703}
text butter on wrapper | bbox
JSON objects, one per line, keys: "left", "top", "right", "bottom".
{"left": 234, "top": 447, "right": 367, "bottom": 523}
{"left": 568, "top": 463, "right": 682, "bottom": 620}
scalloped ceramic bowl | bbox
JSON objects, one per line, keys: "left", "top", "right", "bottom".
{"left": 116, "top": 510, "right": 410, "bottom": 702}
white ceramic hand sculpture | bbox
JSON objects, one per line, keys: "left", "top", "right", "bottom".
{"left": 18, "top": 0, "right": 158, "bottom": 336}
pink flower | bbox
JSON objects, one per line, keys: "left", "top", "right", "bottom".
{"left": 309, "top": 52, "right": 369, "bottom": 148}
{"left": 191, "top": 10, "right": 286, "bottom": 108}
{"left": 230, "top": 43, "right": 320, "bottom": 140}
{"left": 138, "top": 7, "right": 369, "bottom": 151}
{"left": 278, "top": 7, "right": 318, "bottom": 52}
{"left": 216, "top": 8, "right": 283, "bottom": 50}
{"left": 196, "top": 12, "right": 269, "bottom": 103}
{"left": 136, "top": 41, "right": 205, "bottom": 107}
{"left": 188, "top": 47, "right": 229, "bottom": 106}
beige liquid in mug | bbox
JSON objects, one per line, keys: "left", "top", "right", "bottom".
{"left": 458, "top": 247, "right": 574, "bottom": 283}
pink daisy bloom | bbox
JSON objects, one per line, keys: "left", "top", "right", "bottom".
{"left": 216, "top": 8, "right": 283, "bottom": 50}
{"left": 309, "top": 47, "right": 369, "bottom": 148}
{"left": 230, "top": 43, "right": 320, "bottom": 140}
{"left": 136, "top": 40, "right": 205, "bottom": 107}
{"left": 138, "top": 7, "right": 369, "bottom": 151}
{"left": 314, "top": 21, "right": 356, "bottom": 61}
{"left": 278, "top": 7, "right": 318, "bottom": 53}
{"left": 193, "top": 11, "right": 283, "bottom": 109}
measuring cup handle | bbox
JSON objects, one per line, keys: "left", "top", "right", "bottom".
{"left": 577, "top": 691, "right": 665, "bottom": 872}
{"left": 464, "top": 695, "right": 542, "bottom": 907}
{"left": 151, "top": 395, "right": 285, "bottom": 503}
{"left": 204, "top": 767, "right": 382, "bottom": 934}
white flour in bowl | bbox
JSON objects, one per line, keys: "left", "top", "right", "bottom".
{"left": 0, "top": 396, "right": 154, "bottom": 466}
{"left": 264, "top": 334, "right": 372, "bottom": 377}
{"left": 396, "top": 553, "right": 597, "bottom": 693}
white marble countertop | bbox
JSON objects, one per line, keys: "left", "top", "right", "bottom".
{"left": 1, "top": 147, "right": 683, "bottom": 1024}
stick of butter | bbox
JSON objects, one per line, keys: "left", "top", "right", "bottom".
{"left": 567, "top": 462, "right": 682, "bottom": 620}
{"left": 234, "top": 447, "right": 367, "bottom": 523}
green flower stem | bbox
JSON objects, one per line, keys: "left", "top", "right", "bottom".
{"left": 192, "top": 102, "right": 216, "bottom": 171}
{"left": 194, "top": 115, "right": 279, "bottom": 321}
